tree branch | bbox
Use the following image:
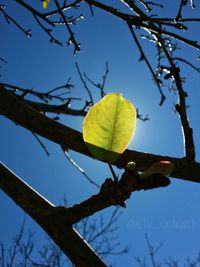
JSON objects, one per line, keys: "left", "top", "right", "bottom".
{"left": 54, "top": 0, "right": 81, "bottom": 54}
{"left": 0, "top": 87, "right": 200, "bottom": 183}
{"left": 54, "top": 170, "right": 170, "bottom": 224}
{"left": 128, "top": 24, "right": 165, "bottom": 105}
{"left": 14, "top": 0, "right": 54, "bottom": 26}
{"left": 0, "top": 5, "right": 31, "bottom": 37}
{"left": 0, "top": 162, "right": 107, "bottom": 267}
{"left": 159, "top": 41, "right": 196, "bottom": 159}
{"left": 23, "top": 98, "right": 87, "bottom": 117}
{"left": 86, "top": 0, "right": 200, "bottom": 50}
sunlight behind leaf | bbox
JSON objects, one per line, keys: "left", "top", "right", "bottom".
{"left": 83, "top": 93, "right": 137, "bottom": 162}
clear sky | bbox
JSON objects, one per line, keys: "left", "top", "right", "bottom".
{"left": 1, "top": 1, "right": 200, "bottom": 266}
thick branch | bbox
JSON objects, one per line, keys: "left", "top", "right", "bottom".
{"left": 55, "top": 171, "right": 170, "bottom": 224}
{"left": 0, "top": 87, "right": 200, "bottom": 183}
{"left": 0, "top": 162, "right": 107, "bottom": 267}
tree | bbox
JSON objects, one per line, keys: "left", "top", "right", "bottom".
{"left": 2, "top": 226, "right": 200, "bottom": 267}
{"left": 1, "top": 1, "right": 200, "bottom": 266}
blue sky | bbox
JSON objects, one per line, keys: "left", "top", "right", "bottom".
{"left": 1, "top": 1, "right": 200, "bottom": 266}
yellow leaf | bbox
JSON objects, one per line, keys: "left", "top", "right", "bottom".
{"left": 42, "top": 0, "right": 50, "bottom": 9}
{"left": 83, "top": 93, "right": 137, "bottom": 162}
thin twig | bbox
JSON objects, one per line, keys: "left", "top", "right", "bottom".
{"left": 54, "top": 0, "right": 81, "bottom": 54}
{"left": 120, "top": 0, "right": 200, "bottom": 50}
{"left": 14, "top": 0, "right": 54, "bottom": 26}
{"left": 0, "top": 5, "right": 31, "bottom": 37}
{"left": 32, "top": 132, "right": 50, "bottom": 156}
{"left": 108, "top": 162, "right": 118, "bottom": 182}
{"left": 136, "top": 108, "right": 149, "bottom": 122}
{"left": 0, "top": 57, "right": 7, "bottom": 64}
{"left": 33, "top": 14, "right": 62, "bottom": 46}
{"left": 62, "top": 147, "right": 100, "bottom": 188}
{"left": 44, "top": 0, "right": 83, "bottom": 17}
{"left": 145, "top": 233, "right": 163, "bottom": 267}
{"left": 0, "top": 82, "right": 71, "bottom": 102}
{"left": 75, "top": 63, "right": 94, "bottom": 104}
{"left": 46, "top": 79, "right": 74, "bottom": 94}
{"left": 173, "top": 57, "right": 200, "bottom": 73}
{"left": 128, "top": 24, "right": 166, "bottom": 105}
{"left": 88, "top": 207, "right": 121, "bottom": 243}
{"left": 176, "top": 0, "right": 186, "bottom": 20}
{"left": 83, "top": 61, "right": 108, "bottom": 98}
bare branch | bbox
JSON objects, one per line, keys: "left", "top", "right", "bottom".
{"left": 83, "top": 61, "right": 109, "bottom": 98}
{"left": 0, "top": 82, "right": 72, "bottom": 102}
{"left": 159, "top": 41, "right": 196, "bottom": 159}
{"left": 44, "top": 0, "right": 83, "bottom": 17}
{"left": 173, "top": 57, "right": 200, "bottom": 74}
{"left": 54, "top": 170, "right": 170, "bottom": 225}
{"left": 14, "top": 0, "right": 54, "bottom": 26}
{"left": 0, "top": 5, "right": 31, "bottom": 37}
{"left": 62, "top": 147, "right": 100, "bottom": 188}
{"left": 120, "top": 0, "right": 200, "bottom": 50}
{"left": 176, "top": 0, "right": 186, "bottom": 21}
{"left": 128, "top": 24, "right": 165, "bottom": 105}
{"left": 76, "top": 207, "right": 127, "bottom": 258}
{"left": 22, "top": 98, "right": 87, "bottom": 117}
{"left": 75, "top": 62, "right": 94, "bottom": 105}
{"left": 145, "top": 233, "right": 163, "bottom": 267}
{"left": 0, "top": 57, "right": 7, "bottom": 64}
{"left": 136, "top": 108, "right": 149, "bottom": 122}
{"left": 54, "top": 0, "right": 81, "bottom": 54}
{"left": 32, "top": 132, "right": 50, "bottom": 157}
{"left": 0, "top": 87, "right": 200, "bottom": 183}
{"left": 0, "top": 162, "right": 107, "bottom": 267}
{"left": 33, "top": 14, "right": 62, "bottom": 46}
